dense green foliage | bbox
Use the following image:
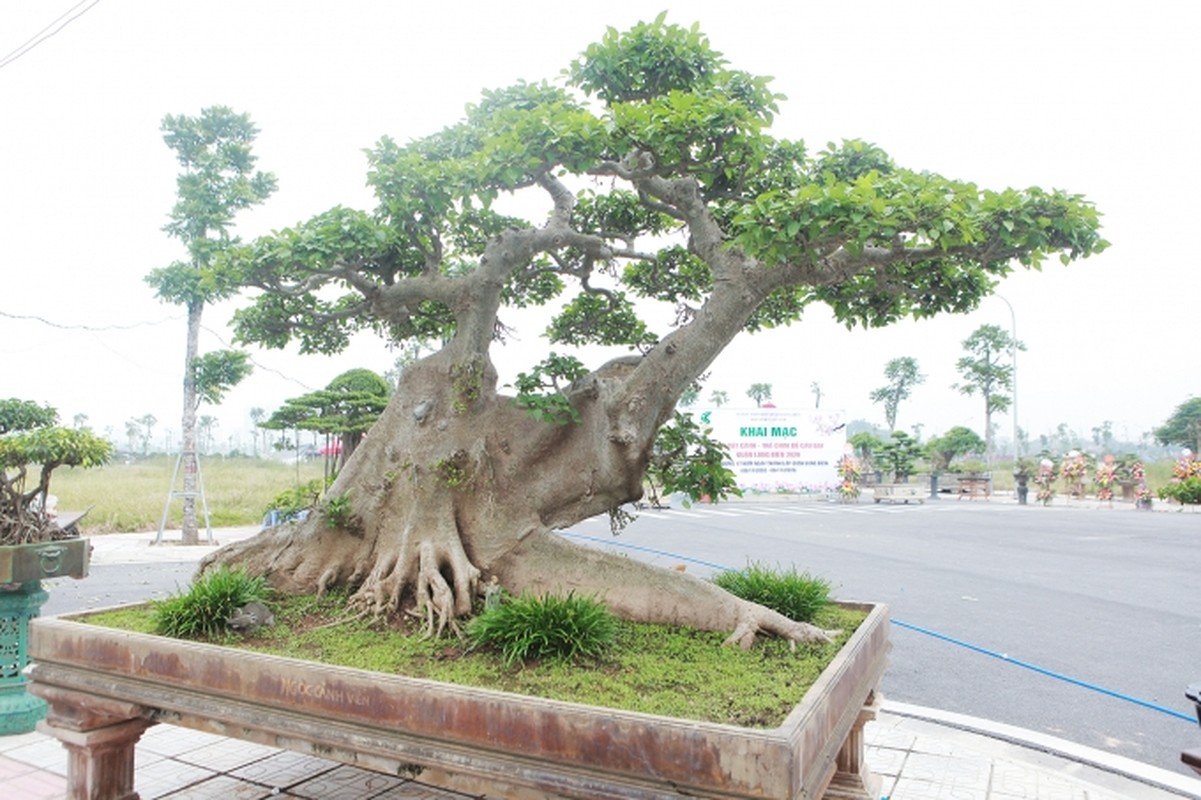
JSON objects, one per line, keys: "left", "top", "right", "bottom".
{"left": 711, "top": 563, "right": 831, "bottom": 623}
{"left": 925, "top": 426, "right": 986, "bottom": 472}
{"left": 1154, "top": 397, "right": 1201, "bottom": 454}
{"left": 876, "top": 430, "right": 923, "bottom": 482}
{"left": 645, "top": 411, "right": 740, "bottom": 505}
{"left": 0, "top": 399, "right": 58, "bottom": 434}
{"left": 151, "top": 566, "right": 271, "bottom": 639}
{"left": 1159, "top": 477, "right": 1201, "bottom": 506}
{"left": 88, "top": 592, "right": 865, "bottom": 727}
{"left": 216, "top": 15, "right": 1105, "bottom": 383}
{"left": 466, "top": 592, "right": 618, "bottom": 666}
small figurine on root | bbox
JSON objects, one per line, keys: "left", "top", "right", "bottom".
{"left": 196, "top": 16, "right": 1105, "bottom": 650}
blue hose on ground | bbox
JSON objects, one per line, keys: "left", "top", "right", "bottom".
{"left": 560, "top": 531, "right": 1197, "bottom": 725}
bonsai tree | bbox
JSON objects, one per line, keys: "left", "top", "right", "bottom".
{"left": 262, "top": 368, "right": 392, "bottom": 478}
{"left": 202, "top": 17, "right": 1105, "bottom": 648}
{"left": 0, "top": 399, "right": 112, "bottom": 545}
{"left": 848, "top": 431, "right": 885, "bottom": 479}
{"left": 876, "top": 431, "right": 922, "bottom": 483}
{"left": 924, "top": 426, "right": 985, "bottom": 474}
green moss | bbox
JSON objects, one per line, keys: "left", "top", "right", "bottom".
{"left": 82, "top": 595, "right": 865, "bottom": 728}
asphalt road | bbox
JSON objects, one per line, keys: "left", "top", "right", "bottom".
{"left": 562, "top": 499, "right": 1201, "bottom": 774}
{"left": 40, "top": 498, "right": 1201, "bottom": 774}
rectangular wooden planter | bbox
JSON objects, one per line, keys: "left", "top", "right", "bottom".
{"left": 28, "top": 601, "right": 889, "bottom": 800}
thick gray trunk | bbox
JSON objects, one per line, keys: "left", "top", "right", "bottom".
{"left": 201, "top": 343, "right": 833, "bottom": 648}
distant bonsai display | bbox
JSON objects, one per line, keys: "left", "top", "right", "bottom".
{"left": 0, "top": 399, "right": 112, "bottom": 545}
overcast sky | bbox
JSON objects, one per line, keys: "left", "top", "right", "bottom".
{"left": 1, "top": 1, "right": 1196, "bottom": 454}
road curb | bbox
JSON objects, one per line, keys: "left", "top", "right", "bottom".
{"left": 882, "top": 700, "right": 1201, "bottom": 797}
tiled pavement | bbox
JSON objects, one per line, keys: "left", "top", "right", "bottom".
{"left": 3, "top": 705, "right": 1198, "bottom": 799}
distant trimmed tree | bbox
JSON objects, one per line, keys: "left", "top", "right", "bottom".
{"left": 709, "top": 390, "right": 729, "bottom": 408}
{"left": 869, "top": 357, "right": 924, "bottom": 431}
{"left": 953, "top": 325, "right": 1024, "bottom": 457}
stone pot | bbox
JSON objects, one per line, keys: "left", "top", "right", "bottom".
{"left": 0, "top": 537, "right": 90, "bottom": 585}
{"left": 28, "top": 601, "right": 889, "bottom": 800}
{"left": 1, "top": 537, "right": 89, "bottom": 735}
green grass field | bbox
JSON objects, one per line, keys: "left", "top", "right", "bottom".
{"left": 50, "top": 455, "right": 325, "bottom": 533}
{"left": 48, "top": 454, "right": 1181, "bottom": 534}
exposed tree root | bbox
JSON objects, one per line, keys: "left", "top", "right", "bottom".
{"left": 489, "top": 530, "right": 839, "bottom": 650}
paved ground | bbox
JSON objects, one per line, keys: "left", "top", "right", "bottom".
{"left": 4, "top": 702, "right": 1197, "bottom": 798}
{"left": 10, "top": 497, "right": 1201, "bottom": 799}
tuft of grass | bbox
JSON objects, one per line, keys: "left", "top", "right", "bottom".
{"left": 711, "top": 563, "right": 831, "bottom": 623}
{"left": 83, "top": 595, "right": 865, "bottom": 727}
{"left": 466, "top": 592, "right": 617, "bottom": 666}
{"left": 151, "top": 566, "right": 271, "bottom": 639}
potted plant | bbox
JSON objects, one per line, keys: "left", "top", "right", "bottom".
{"left": 1013, "top": 458, "right": 1034, "bottom": 505}
{"left": 1035, "top": 457, "right": 1057, "bottom": 506}
{"left": 0, "top": 398, "right": 111, "bottom": 733}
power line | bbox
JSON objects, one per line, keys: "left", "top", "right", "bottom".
{"left": 0, "top": 307, "right": 181, "bottom": 331}
{"left": 200, "top": 324, "right": 315, "bottom": 392}
{"left": 0, "top": 0, "right": 102, "bottom": 70}
{"left": 0, "top": 305, "right": 318, "bottom": 394}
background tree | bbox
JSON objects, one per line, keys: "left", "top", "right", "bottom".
{"left": 924, "top": 426, "right": 985, "bottom": 473}
{"left": 953, "top": 324, "right": 1025, "bottom": 458}
{"left": 124, "top": 420, "right": 139, "bottom": 453}
{"left": 869, "top": 356, "right": 924, "bottom": 431}
{"left": 146, "top": 106, "right": 275, "bottom": 545}
{"left": 677, "top": 386, "right": 700, "bottom": 408}
{"left": 708, "top": 389, "right": 729, "bottom": 408}
{"left": 129, "top": 414, "right": 157, "bottom": 456}
{"left": 198, "top": 415, "right": 218, "bottom": 455}
{"left": 746, "top": 383, "right": 773, "bottom": 408}
{"left": 810, "top": 381, "right": 822, "bottom": 409}
{"left": 1154, "top": 397, "right": 1201, "bottom": 454}
{"left": 1090, "top": 420, "right": 1114, "bottom": 452}
{"left": 203, "top": 17, "right": 1105, "bottom": 647}
{"left": 249, "top": 407, "right": 266, "bottom": 456}
{"left": 262, "top": 369, "right": 391, "bottom": 479}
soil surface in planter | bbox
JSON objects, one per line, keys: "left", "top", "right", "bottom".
{"left": 82, "top": 593, "right": 866, "bottom": 728}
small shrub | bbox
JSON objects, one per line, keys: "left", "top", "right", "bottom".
{"left": 712, "top": 563, "right": 831, "bottom": 623}
{"left": 265, "top": 478, "right": 328, "bottom": 520}
{"left": 1159, "top": 477, "right": 1201, "bottom": 506}
{"left": 466, "top": 592, "right": 617, "bottom": 666}
{"left": 152, "top": 566, "right": 271, "bottom": 639}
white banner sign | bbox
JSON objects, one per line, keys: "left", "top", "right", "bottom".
{"left": 696, "top": 407, "right": 846, "bottom": 494}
